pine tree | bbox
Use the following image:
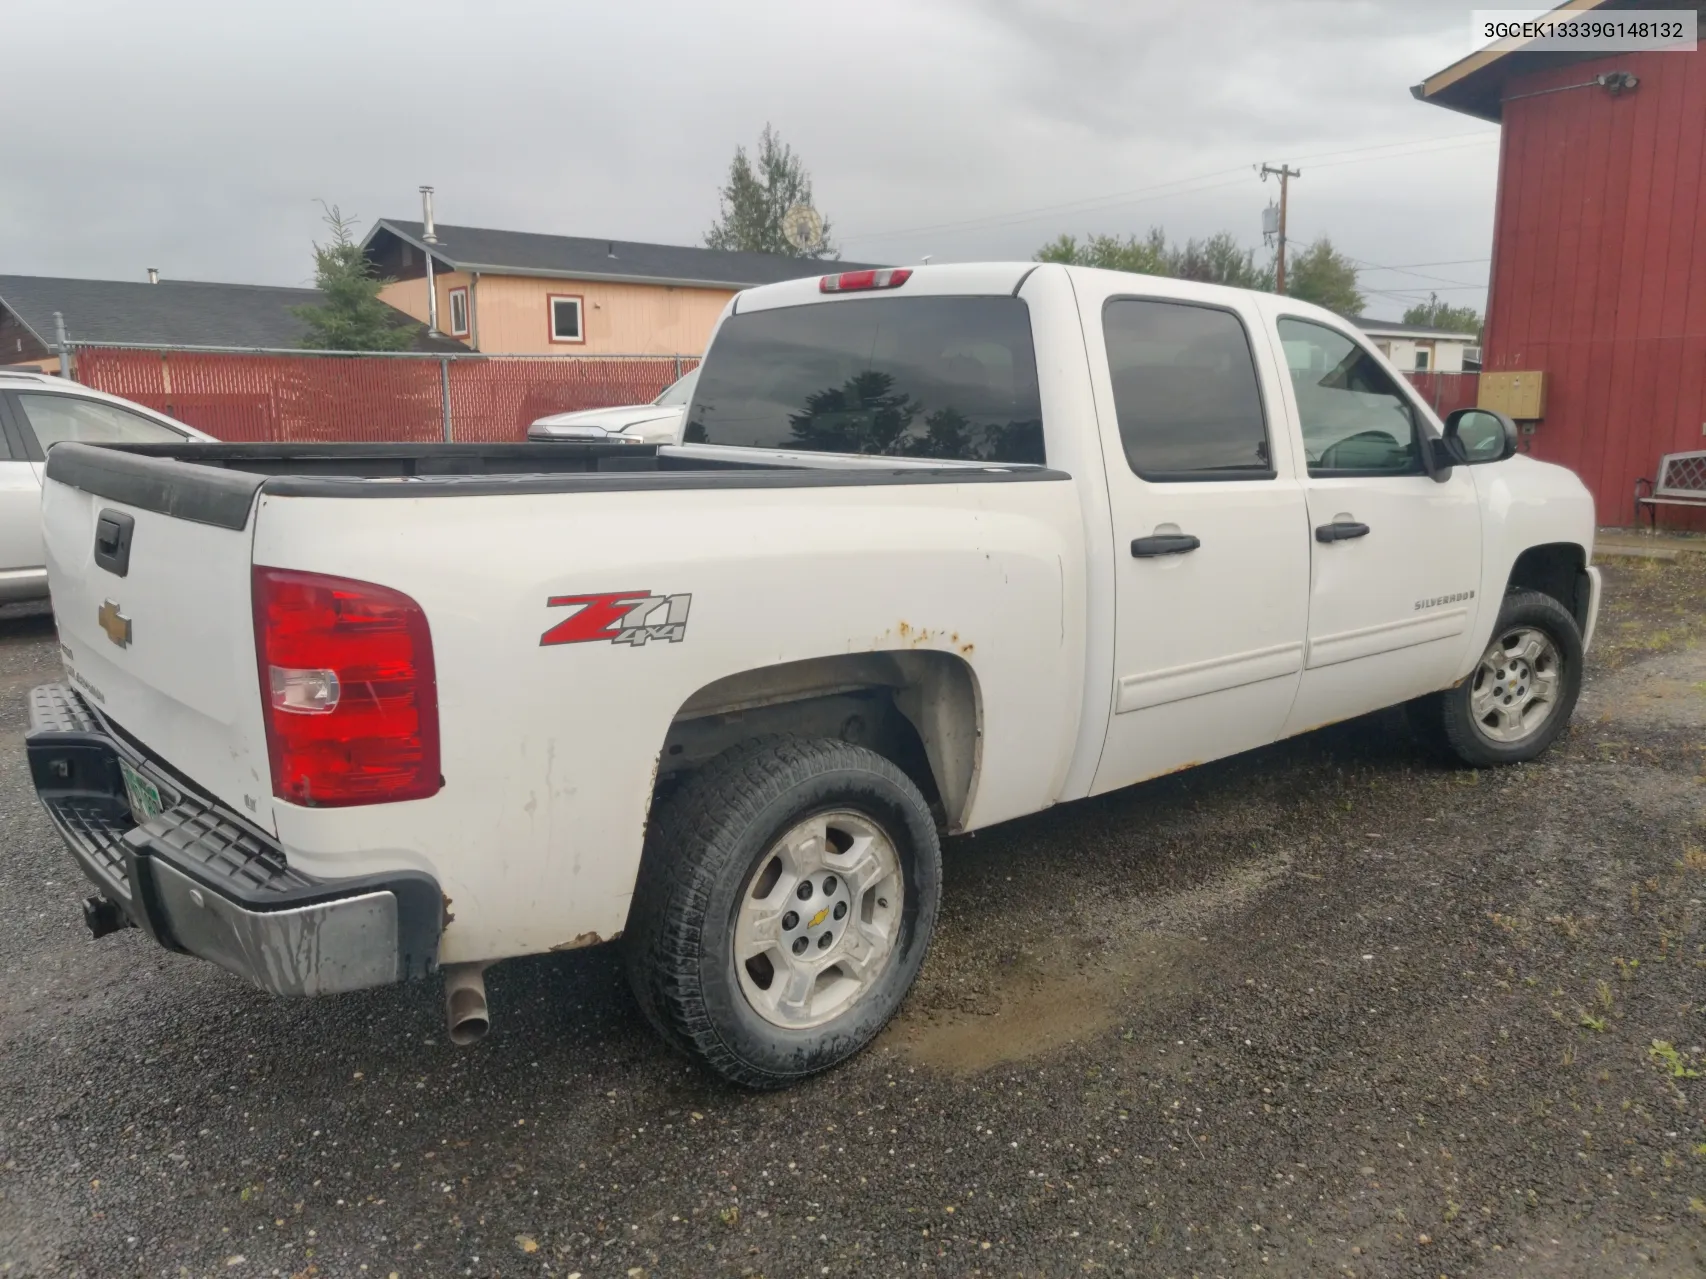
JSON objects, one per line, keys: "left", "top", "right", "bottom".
{"left": 292, "top": 204, "right": 417, "bottom": 351}
{"left": 705, "top": 125, "right": 837, "bottom": 258}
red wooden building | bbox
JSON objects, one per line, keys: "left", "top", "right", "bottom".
{"left": 1414, "top": 0, "right": 1706, "bottom": 528}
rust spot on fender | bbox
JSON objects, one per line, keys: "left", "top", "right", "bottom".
{"left": 552, "top": 930, "right": 618, "bottom": 951}
{"left": 441, "top": 894, "right": 455, "bottom": 927}
{"left": 959, "top": 641, "right": 975, "bottom": 656}
{"left": 897, "top": 620, "right": 913, "bottom": 640}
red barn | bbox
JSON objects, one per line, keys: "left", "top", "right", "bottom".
{"left": 1414, "top": 0, "right": 1706, "bottom": 529}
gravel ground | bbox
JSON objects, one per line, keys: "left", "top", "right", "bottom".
{"left": 2, "top": 558, "right": 1704, "bottom": 1279}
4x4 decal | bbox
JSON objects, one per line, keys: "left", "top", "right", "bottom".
{"left": 540, "top": 590, "right": 692, "bottom": 647}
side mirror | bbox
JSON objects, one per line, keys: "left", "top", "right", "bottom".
{"left": 1443, "top": 407, "right": 1519, "bottom": 464}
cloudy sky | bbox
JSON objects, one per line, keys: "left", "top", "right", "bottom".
{"left": 5, "top": 0, "right": 1501, "bottom": 319}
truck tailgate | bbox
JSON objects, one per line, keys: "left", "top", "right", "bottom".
{"left": 41, "top": 467, "right": 275, "bottom": 832}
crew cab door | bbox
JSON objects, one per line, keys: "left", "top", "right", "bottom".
{"left": 1261, "top": 311, "right": 1482, "bottom": 734}
{"left": 1078, "top": 283, "right": 1311, "bottom": 795}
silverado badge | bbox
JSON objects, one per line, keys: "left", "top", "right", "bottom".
{"left": 97, "top": 600, "right": 132, "bottom": 648}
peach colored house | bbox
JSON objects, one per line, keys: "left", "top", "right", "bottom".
{"left": 363, "top": 220, "right": 874, "bottom": 357}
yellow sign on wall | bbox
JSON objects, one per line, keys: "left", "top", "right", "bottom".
{"left": 1479, "top": 371, "right": 1547, "bottom": 420}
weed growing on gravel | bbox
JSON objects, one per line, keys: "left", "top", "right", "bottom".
{"left": 1647, "top": 1041, "right": 1701, "bottom": 1079}
{"left": 1579, "top": 1012, "right": 1607, "bottom": 1032}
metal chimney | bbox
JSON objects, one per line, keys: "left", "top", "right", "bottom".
{"left": 420, "top": 185, "right": 438, "bottom": 244}
{"left": 420, "top": 185, "right": 440, "bottom": 334}
{"left": 147, "top": 267, "right": 159, "bottom": 284}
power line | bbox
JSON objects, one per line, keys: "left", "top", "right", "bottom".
{"left": 1366, "top": 257, "right": 1491, "bottom": 269}
{"left": 838, "top": 130, "right": 1500, "bottom": 246}
{"left": 1347, "top": 255, "right": 1486, "bottom": 289}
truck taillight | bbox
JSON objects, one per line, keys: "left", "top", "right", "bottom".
{"left": 252, "top": 567, "right": 441, "bottom": 807}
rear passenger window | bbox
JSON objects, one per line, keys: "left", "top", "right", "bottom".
{"left": 1103, "top": 299, "right": 1272, "bottom": 480}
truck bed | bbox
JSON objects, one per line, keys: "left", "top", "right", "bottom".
{"left": 47, "top": 441, "right": 1064, "bottom": 531}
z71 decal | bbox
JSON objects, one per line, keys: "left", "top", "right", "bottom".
{"left": 540, "top": 590, "right": 693, "bottom": 647}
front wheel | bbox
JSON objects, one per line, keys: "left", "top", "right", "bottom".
{"left": 624, "top": 737, "right": 941, "bottom": 1089}
{"left": 1410, "top": 589, "right": 1583, "bottom": 767}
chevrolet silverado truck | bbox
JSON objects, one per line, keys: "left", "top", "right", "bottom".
{"left": 26, "top": 263, "right": 1601, "bottom": 1088}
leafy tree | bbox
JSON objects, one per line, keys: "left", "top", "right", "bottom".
{"left": 1167, "top": 232, "right": 1271, "bottom": 290}
{"left": 1035, "top": 229, "right": 1169, "bottom": 274}
{"left": 292, "top": 204, "right": 417, "bottom": 351}
{"left": 1283, "top": 237, "right": 1365, "bottom": 316}
{"left": 705, "top": 124, "right": 837, "bottom": 258}
{"left": 1402, "top": 292, "right": 1482, "bottom": 335}
{"left": 1034, "top": 228, "right": 1269, "bottom": 289}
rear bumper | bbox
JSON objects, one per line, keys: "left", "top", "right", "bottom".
{"left": 25, "top": 683, "right": 441, "bottom": 996}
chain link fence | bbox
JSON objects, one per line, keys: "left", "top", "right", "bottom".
{"left": 71, "top": 345, "right": 699, "bottom": 443}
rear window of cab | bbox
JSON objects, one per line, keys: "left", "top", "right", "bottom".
{"left": 684, "top": 296, "right": 1046, "bottom": 465}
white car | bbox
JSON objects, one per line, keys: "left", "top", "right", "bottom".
{"left": 0, "top": 370, "right": 211, "bottom": 603}
{"left": 26, "top": 263, "right": 1599, "bottom": 1089}
{"left": 526, "top": 367, "right": 696, "bottom": 444}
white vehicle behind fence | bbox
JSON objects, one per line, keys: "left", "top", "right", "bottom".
{"left": 0, "top": 370, "right": 211, "bottom": 602}
{"left": 526, "top": 367, "right": 696, "bottom": 444}
{"left": 26, "top": 263, "right": 1599, "bottom": 1088}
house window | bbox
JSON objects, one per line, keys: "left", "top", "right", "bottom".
{"left": 1414, "top": 348, "right": 1430, "bottom": 371}
{"left": 448, "top": 286, "right": 469, "bottom": 337}
{"left": 548, "top": 294, "right": 585, "bottom": 344}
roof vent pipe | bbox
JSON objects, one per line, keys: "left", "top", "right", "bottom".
{"left": 608, "top": 241, "right": 616, "bottom": 258}
{"left": 420, "top": 185, "right": 440, "bottom": 335}
{"left": 146, "top": 267, "right": 159, "bottom": 284}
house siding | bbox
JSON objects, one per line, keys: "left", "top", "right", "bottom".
{"left": 380, "top": 273, "right": 731, "bottom": 356}
{"left": 1482, "top": 45, "right": 1706, "bottom": 527}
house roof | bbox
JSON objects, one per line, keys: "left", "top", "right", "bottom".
{"left": 365, "top": 220, "right": 881, "bottom": 290}
{"left": 1411, "top": 0, "right": 1691, "bottom": 120}
{"left": 1351, "top": 316, "right": 1480, "bottom": 341}
{"left": 0, "top": 273, "right": 464, "bottom": 353}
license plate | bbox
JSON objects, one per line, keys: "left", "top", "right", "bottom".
{"left": 118, "top": 758, "right": 164, "bottom": 825}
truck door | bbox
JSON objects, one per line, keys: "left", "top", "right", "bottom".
{"left": 0, "top": 394, "right": 45, "bottom": 583}
{"left": 1264, "top": 313, "right": 1482, "bottom": 735}
{"left": 1081, "top": 286, "right": 1312, "bottom": 795}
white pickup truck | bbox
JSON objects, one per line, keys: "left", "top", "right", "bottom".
{"left": 26, "top": 263, "right": 1600, "bottom": 1088}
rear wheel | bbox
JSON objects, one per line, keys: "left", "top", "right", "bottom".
{"left": 1410, "top": 589, "right": 1583, "bottom": 767}
{"left": 624, "top": 737, "right": 941, "bottom": 1089}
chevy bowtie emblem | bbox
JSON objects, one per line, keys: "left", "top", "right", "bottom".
{"left": 98, "top": 600, "right": 132, "bottom": 648}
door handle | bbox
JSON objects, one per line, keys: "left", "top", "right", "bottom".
{"left": 1130, "top": 533, "right": 1201, "bottom": 557}
{"left": 1315, "top": 520, "right": 1371, "bottom": 543}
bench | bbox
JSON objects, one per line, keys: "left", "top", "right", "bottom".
{"left": 1635, "top": 451, "right": 1706, "bottom": 529}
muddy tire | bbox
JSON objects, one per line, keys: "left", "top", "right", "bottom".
{"left": 1409, "top": 590, "right": 1583, "bottom": 767}
{"left": 624, "top": 736, "right": 941, "bottom": 1089}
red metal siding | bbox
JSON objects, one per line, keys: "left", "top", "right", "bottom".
{"left": 1483, "top": 46, "right": 1706, "bottom": 528}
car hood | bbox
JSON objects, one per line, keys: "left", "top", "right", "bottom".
{"left": 530, "top": 405, "right": 680, "bottom": 431}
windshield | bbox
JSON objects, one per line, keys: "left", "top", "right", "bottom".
{"left": 684, "top": 296, "right": 1045, "bottom": 464}
{"left": 653, "top": 368, "right": 699, "bottom": 408}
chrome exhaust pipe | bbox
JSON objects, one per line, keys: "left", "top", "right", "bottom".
{"left": 443, "top": 963, "right": 490, "bottom": 1045}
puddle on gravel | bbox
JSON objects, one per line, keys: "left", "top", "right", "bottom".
{"left": 885, "top": 933, "right": 1207, "bottom": 1073}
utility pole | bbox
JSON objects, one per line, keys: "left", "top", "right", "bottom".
{"left": 1259, "top": 164, "right": 1301, "bottom": 294}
